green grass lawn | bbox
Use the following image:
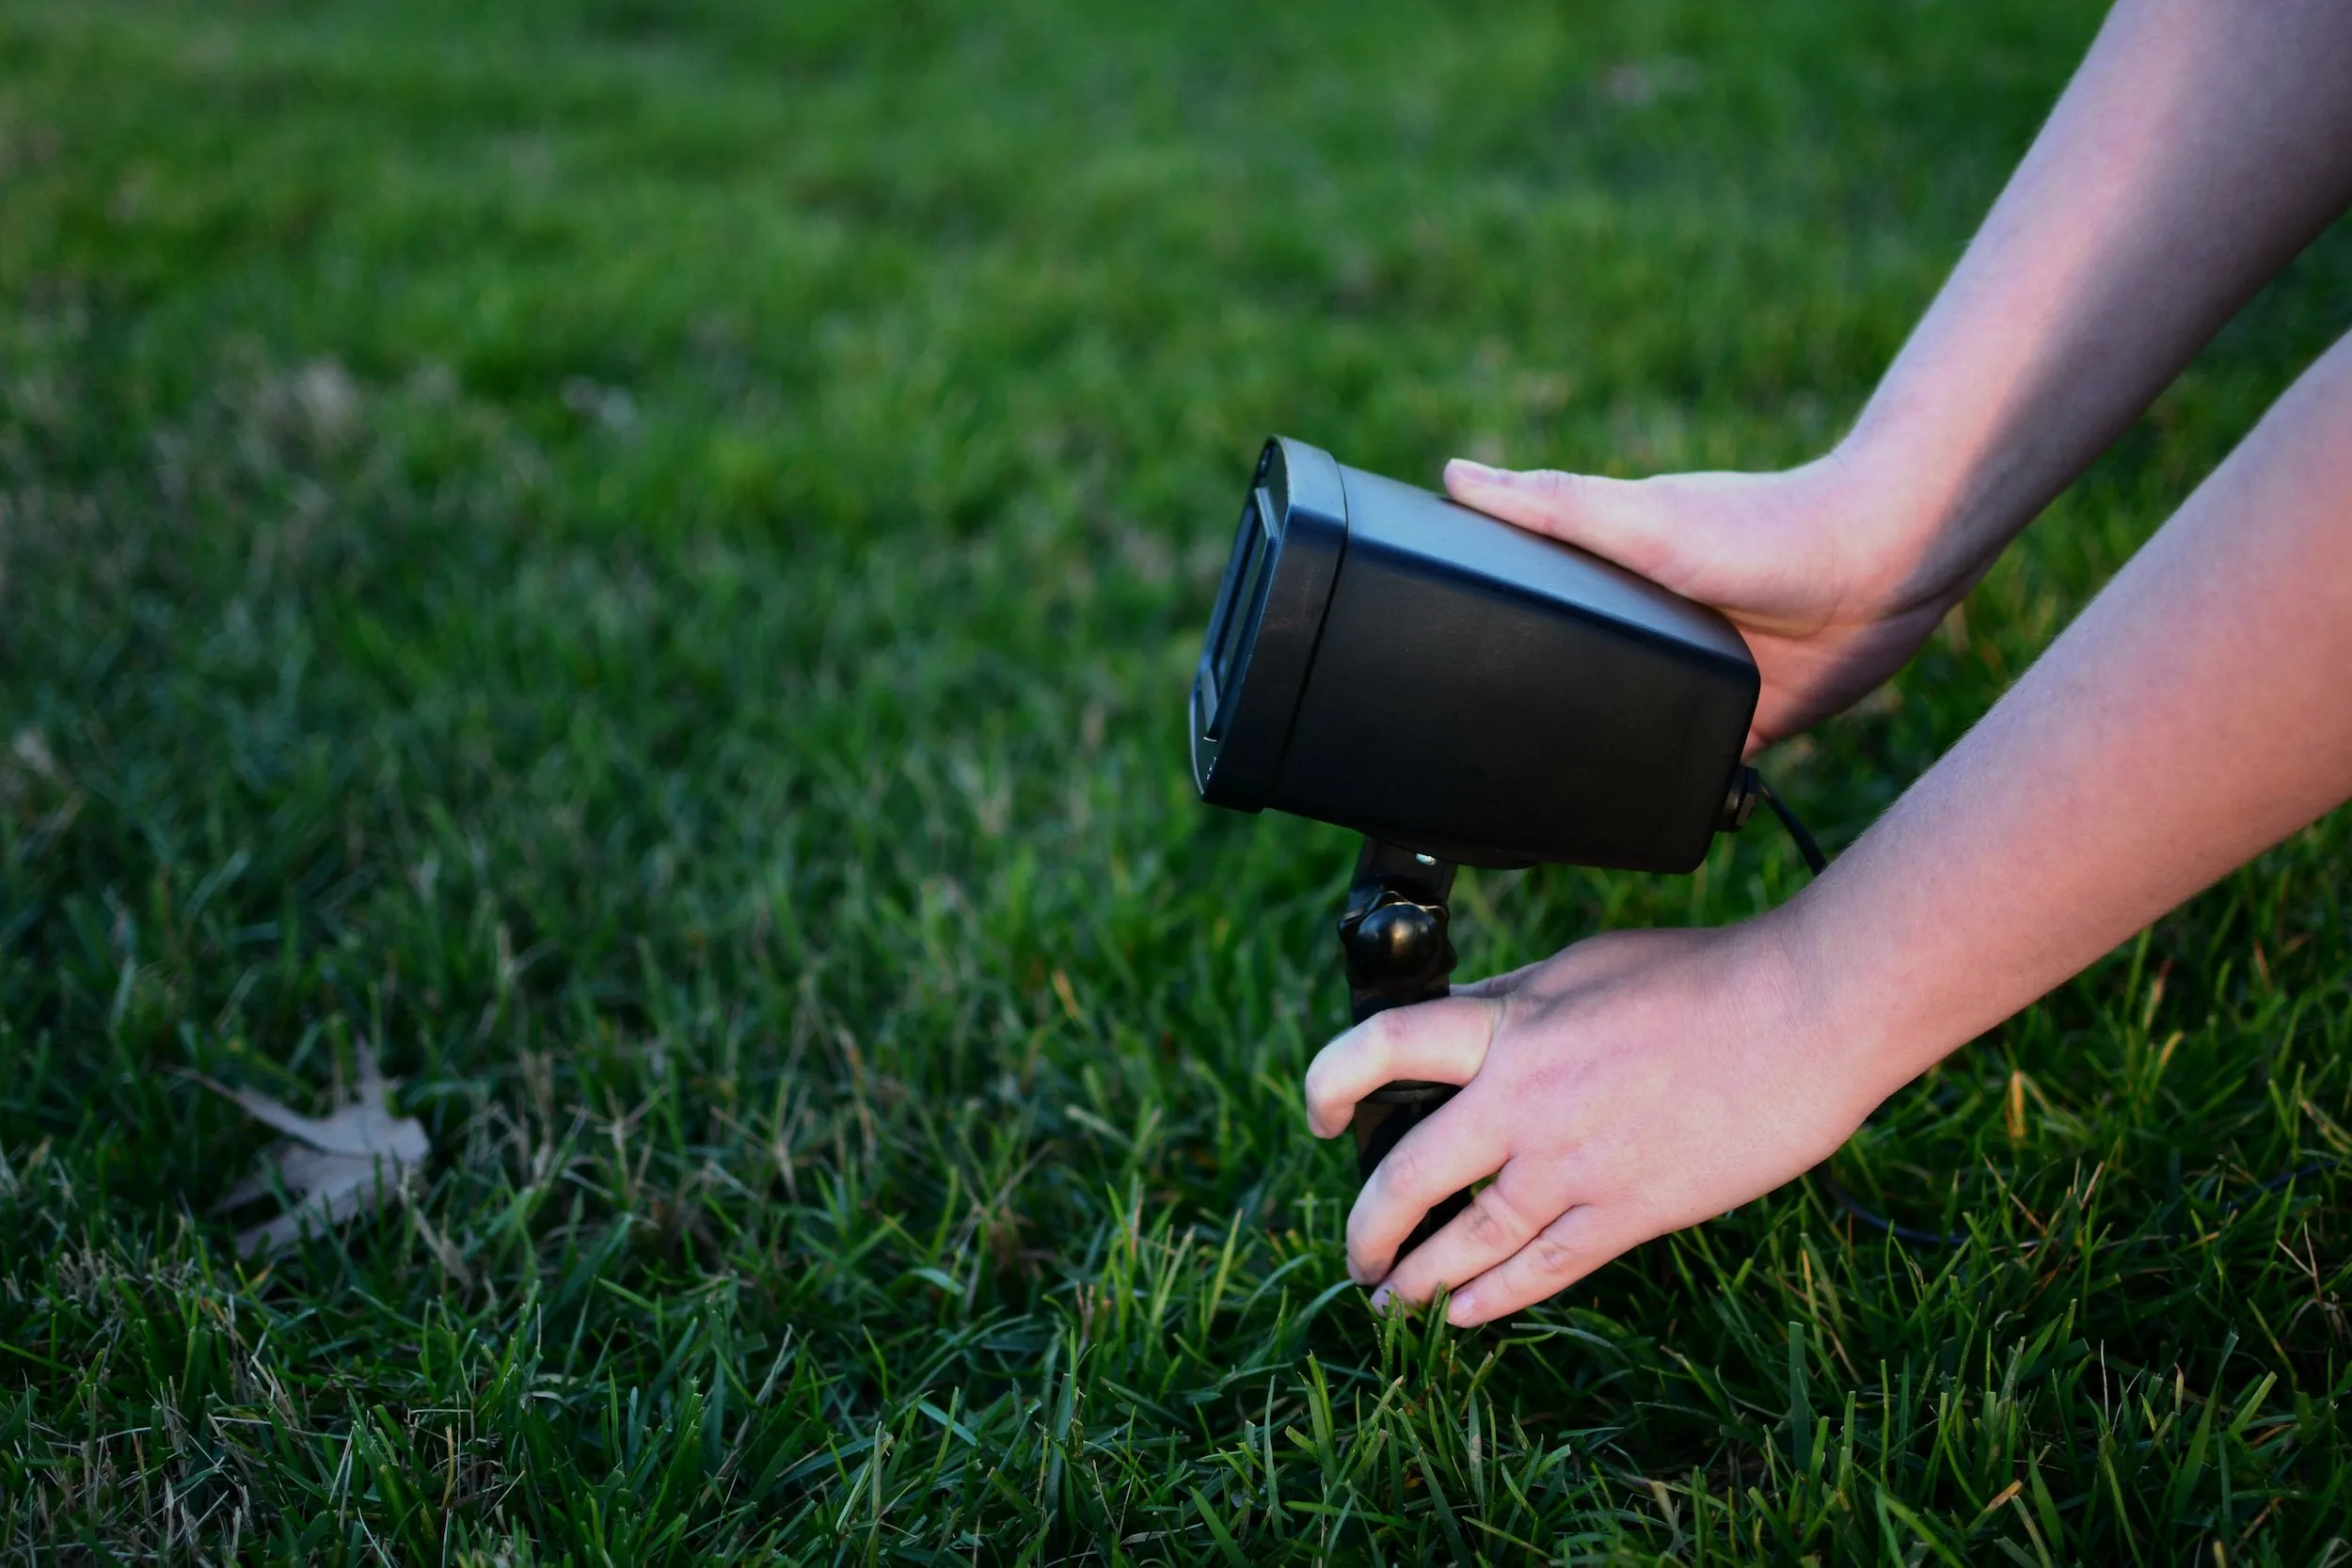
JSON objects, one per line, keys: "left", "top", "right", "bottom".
{"left": 4, "top": 0, "right": 2350, "bottom": 1559}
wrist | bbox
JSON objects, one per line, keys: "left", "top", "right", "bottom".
{"left": 1816, "top": 424, "right": 1990, "bottom": 621}
{"left": 1831, "top": 386, "right": 2065, "bottom": 621}
{"left": 1746, "top": 892, "right": 1942, "bottom": 1117}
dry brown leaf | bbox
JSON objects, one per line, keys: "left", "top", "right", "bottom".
{"left": 198, "top": 1042, "right": 430, "bottom": 1259}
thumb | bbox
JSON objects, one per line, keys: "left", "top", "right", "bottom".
{"left": 1443, "top": 459, "right": 1682, "bottom": 581}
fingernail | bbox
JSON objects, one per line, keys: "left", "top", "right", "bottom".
{"left": 1368, "top": 1284, "right": 1394, "bottom": 1311}
{"left": 1445, "top": 458, "right": 1502, "bottom": 485}
{"left": 1446, "top": 1292, "right": 1477, "bottom": 1325}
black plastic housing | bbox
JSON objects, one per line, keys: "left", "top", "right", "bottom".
{"left": 1190, "top": 436, "right": 1759, "bottom": 871}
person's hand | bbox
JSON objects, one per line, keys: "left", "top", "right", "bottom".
{"left": 1303, "top": 915, "right": 1890, "bottom": 1325}
{"left": 1443, "top": 451, "right": 1968, "bottom": 753}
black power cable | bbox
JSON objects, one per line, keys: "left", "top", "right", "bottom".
{"left": 1756, "top": 779, "right": 1828, "bottom": 877}
{"left": 1756, "top": 776, "right": 2336, "bottom": 1249}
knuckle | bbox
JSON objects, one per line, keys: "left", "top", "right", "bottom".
{"left": 1462, "top": 1186, "right": 1528, "bottom": 1247}
{"left": 1531, "top": 1227, "right": 1584, "bottom": 1278}
{"left": 1357, "top": 1008, "right": 1408, "bottom": 1068}
{"left": 1525, "top": 467, "right": 1579, "bottom": 505}
{"left": 1377, "top": 1143, "right": 1427, "bottom": 1201}
{"left": 1524, "top": 1241, "right": 1581, "bottom": 1278}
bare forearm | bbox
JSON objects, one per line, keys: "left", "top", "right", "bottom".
{"left": 1794, "top": 331, "right": 2352, "bottom": 1096}
{"left": 1358, "top": 2, "right": 2352, "bottom": 1322}
{"left": 1842, "top": 0, "right": 2352, "bottom": 607}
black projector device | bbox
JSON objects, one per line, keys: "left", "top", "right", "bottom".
{"left": 1191, "top": 436, "right": 1763, "bottom": 1262}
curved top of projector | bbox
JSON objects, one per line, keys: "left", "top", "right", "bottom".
{"left": 1190, "top": 436, "right": 1760, "bottom": 872}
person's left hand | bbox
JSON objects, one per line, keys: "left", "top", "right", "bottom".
{"left": 1303, "top": 914, "right": 1886, "bottom": 1325}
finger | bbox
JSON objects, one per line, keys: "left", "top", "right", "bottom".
{"left": 1303, "top": 994, "right": 1500, "bottom": 1139}
{"left": 1450, "top": 964, "right": 1537, "bottom": 1001}
{"left": 1344, "top": 1098, "right": 1508, "bottom": 1285}
{"left": 1443, "top": 1204, "right": 1640, "bottom": 1326}
{"left": 1442, "top": 461, "right": 1678, "bottom": 580}
{"left": 1367, "top": 1159, "right": 1557, "bottom": 1309}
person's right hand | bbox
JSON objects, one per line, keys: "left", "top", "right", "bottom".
{"left": 1444, "top": 451, "right": 1966, "bottom": 754}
